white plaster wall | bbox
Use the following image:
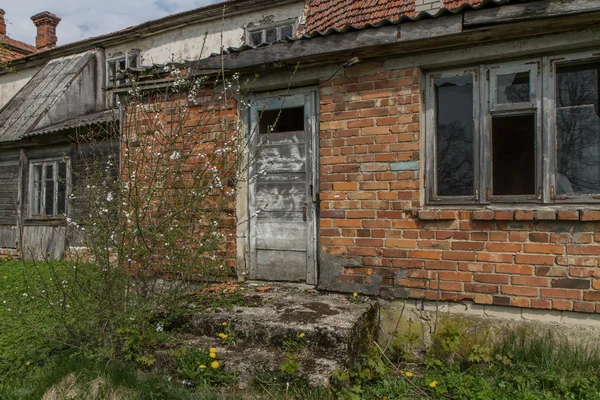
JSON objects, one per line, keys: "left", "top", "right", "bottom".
{"left": 106, "top": 1, "right": 305, "bottom": 65}
{"left": 0, "top": 67, "right": 39, "bottom": 108}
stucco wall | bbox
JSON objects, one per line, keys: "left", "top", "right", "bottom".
{"left": 105, "top": 1, "right": 305, "bottom": 65}
{"left": 0, "top": 67, "right": 39, "bottom": 108}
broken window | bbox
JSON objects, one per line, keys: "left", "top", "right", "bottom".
{"left": 30, "top": 159, "right": 69, "bottom": 218}
{"left": 259, "top": 107, "right": 305, "bottom": 134}
{"left": 106, "top": 49, "right": 141, "bottom": 87}
{"left": 246, "top": 19, "right": 296, "bottom": 46}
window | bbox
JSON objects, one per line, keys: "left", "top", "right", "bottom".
{"left": 246, "top": 19, "right": 296, "bottom": 46}
{"left": 29, "top": 159, "right": 69, "bottom": 218}
{"left": 425, "top": 51, "right": 600, "bottom": 204}
{"left": 106, "top": 49, "right": 141, "bottom": 87}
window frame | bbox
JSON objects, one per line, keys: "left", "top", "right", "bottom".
{"left": 425, "top": 51, "right": 600, "bottom": 206}
{"left": 245, "top": 18, "right": 297, "bottom": 47}
{"left": 28, "top": 157, "right": 70, "bottom": 219}
{"left": 106, "top": 49, "right": 141, "bottom": 88}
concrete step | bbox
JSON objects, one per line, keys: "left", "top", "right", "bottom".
{"left": 171, "top": 283, "right": 379, "bottom": 385}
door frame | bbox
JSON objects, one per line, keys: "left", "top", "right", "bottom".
{"left": 245, "top": 87, "right": 319, "bottom": 284}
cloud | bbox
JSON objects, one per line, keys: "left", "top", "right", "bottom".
{"left": 2, "top": 0, "right": 220, "bottom": 46}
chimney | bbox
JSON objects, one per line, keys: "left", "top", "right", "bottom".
{"left": 0, "top": 9, "right": 6, "bottom": 36}
{"left": 30, "top": 11, "right": 61, "bottom": 50}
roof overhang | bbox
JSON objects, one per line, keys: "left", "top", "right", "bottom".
{"left": 191, "top": 0, "right": 600, "bottom": 75}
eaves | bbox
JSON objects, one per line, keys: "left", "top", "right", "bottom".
{"left": 191, "top": 0, "right": 600, "bottom": 74}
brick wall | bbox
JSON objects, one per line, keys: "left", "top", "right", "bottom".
{"left": 318, "top": 61, "right": 600, "bottom": 314}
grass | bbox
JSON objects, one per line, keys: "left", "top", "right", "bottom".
{"left": 3, "top": 258, "right": 600, "bottom": 399}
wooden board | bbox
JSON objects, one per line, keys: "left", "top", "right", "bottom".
{"left": 0, "top": 226, "right": 17, "bottom": 248}
{"left": 21, "top": 225, "right": 66, "bottom": 260}
{"left": 255, "top": 219, "right": 308, "bottom": 251}
{"left": 254, "top": 250, "right": 307, "bottom": 282}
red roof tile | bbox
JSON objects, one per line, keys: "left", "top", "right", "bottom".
{"left": 443, "top": 0, "right": 483, "bottom": 10}
{"left": 304, "top": 0, "right": 415, "bottom": 33}
{"left": 0, "top": 35, "right": 37, "bottom": 61}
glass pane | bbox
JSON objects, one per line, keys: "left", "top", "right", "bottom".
{"left": 434, "top": 75, "right": 475, "bottom": 197}
{"left": 266, "top": 28, "right": 277, "bottom": 43}
{"left": 259, "top": 107, "right": 304, "bottom": 134}
{"left": 556, "top": 63, "right": 600, "bottom": 195}
{"left": 497, "top": 72, "right": 530, "bottom": 103}
{"left": 251, "top": 31, "right": 262, "bottom": 46}
{"left": 32, "top": 164, "right": 42, "bottom": 216}
{"left": 57, "top": 162, "right": 67, "bottom": 215}
{"left": 492, "top": 114, "right": 536, "bottom": 196}
{"left": 280, "top": 25, "right": 293, "bottom": 39}
{"left": 44, "top": 164, "right": 54, "bottom": 216}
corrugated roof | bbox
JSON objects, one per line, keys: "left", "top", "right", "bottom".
{"left": 0, "top": 50, "right": 97, "bottom": 142}
{"left": 304, "top": 0, "right": 415, "bottom": 34}
{"left": 26, "top": 109, "right": 118, "bottom": 137}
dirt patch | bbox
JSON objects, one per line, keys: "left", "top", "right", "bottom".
{"left": 279, "top": 302, "right": 340, "bottom": 323}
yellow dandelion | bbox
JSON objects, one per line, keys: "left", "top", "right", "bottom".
{"left": 429, "top": 380, "right": 438, "bottom": 388}
{"left": 3, "top": 276, "right": 6, "bottom": 279}
{"left": 353, "top": 292, "right": 358, "bottom": 297}
{"left": 400, "top": 370, "right": 405, "bottom": 375}
{"left": 405, "top": 371, "right": 413, "bottom": 377}
{"left": 222, "top": 322, "right": 228, "bottom": 326}
{"left": 211, "top": 361, "right": 220, "bottom": 369}
{"left": 199, "top": 364, "right": 206, "bottom": 369}
{"left": 210, "top": 352, "right": 217, "bottom": 359}
{"left": 25, "top": 361, "right": 31, "bottom": 366}
{"left": 209, "top": 347, "right": 217, "bottom": 353}
{"left": 218, "top": 333, "right": 228, "bottom": 339}
{"left": 299, "top": 333, "right": 305, "bottom": 338}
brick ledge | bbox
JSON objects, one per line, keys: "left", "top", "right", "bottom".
{"left": 416, "top": 209, "right": 600, "bottom": 221}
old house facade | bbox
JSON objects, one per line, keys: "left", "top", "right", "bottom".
{"left": 2, "top": 0, "right": 600, "bottom": 320}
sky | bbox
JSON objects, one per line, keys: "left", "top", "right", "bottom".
{"left": 3, "top": 0, "right": 221, "bottom": 46}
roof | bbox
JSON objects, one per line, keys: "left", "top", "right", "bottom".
{"left": 304, "top": 0, "right": 415, "bottom": 33}
{"left": 0, "top": 35, "right": 37, "bottom": 61}
{"left": 27, "top": 109, "right": 118, "bottom": 138}
{"left": 0, "top": 50, "right": 98, "bottom": 142}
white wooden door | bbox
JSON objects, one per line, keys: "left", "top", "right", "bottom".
{"left": 248, "top": 91, "right": 317, "bottom": 283}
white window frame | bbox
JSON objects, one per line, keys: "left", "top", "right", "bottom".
{"left": 29, "top": 158, "right": 70, "bottom": 218}
{"left": 425, "top": 50, "right": 600, "bottom": 205}
{"left": 245, "top": 18, "right": 297, "bottom": 46}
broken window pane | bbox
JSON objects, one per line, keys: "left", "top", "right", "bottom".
{"left": 259, "top": 107, "right": 304, "bottom": 134}
{"left": 497, "top": 72, "right": 530, "bottom": 104}
{"left": 44, "top": 164, "right": 55, "bottom": 216}
{"left": 492, "top": 114, "right": 536, "bottom": 196}
{"left": 251, "top": 31, "right": 263, "bottom": 46}
{"left": 266, "top": 28, "right": 278, "bottom": 43}
{"left": 556, "top": 63, "right": 600, "bottom": 195}
{"left": 280, "top": 25, "right": 293, "bottom": 39}
{"left": 434, "top": 75, "right": 475, "bottom": 197}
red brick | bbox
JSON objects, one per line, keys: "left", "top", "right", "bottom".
{"left": 512, "top": 276, "right": 549, "bottom": 287}
{"left": 430, "top": 281, "right": 463, "bottom": 291}
{"left": 581, "top": 210, "right": 600, "bottom": 221}
{"left": 557, "top": 210, "right": 579, "bottom": 220}
{"left": 397, "top": 279, "right": 428, "bottom": 289}
{"left": 477, "top": 252, "right": 513, "bottom": 263}
{"left": 496, "top": 264, "right": 533, "bottom": 275}
{"left": 423, "top": 260, "right": 458, "bottom": 270}
{"left": 567, "top": 244, "right": 600, "bottom": 255}
{"left": 573, "top": 302, "right": 596, "bottom": 313}
{"left": 515, "top": 210, "right": 535, "bottom": 220}
{"left": 472, "top": 210, "right": 494, "bottom": 220}
{"left": 409, "top": 250, "right": 441, "bottom": 260}
{"left": 385, "top": 239, "right": 417, "bottom": 249}
{"left": 471, "top": 232, "right": 488, "bottom": 241}
{"left": 452, "top": 241, "right": 485, "bottom": 251}
{"left": 535, "top": 210, "right": 556, "bottom": 220}
{"left": 515, "top": 254, "right": 555, "bottom": 265}
{"left": 583, "top": 291, "right": 600, "bottom": 301}
{"left": 442, "top": 251, "right": 476, "bottom": 261}
{"left": 540, "top": 288, "right": 582, "bottom": 300}
{"left": 523, "top": 243, "right": 564, "bottom": 255}
{"left": 552, "top": 300, "right": 573, "bottom": 311}
{"left": 474, "top": 274, "right": 510, "bottom": 284}
{"left": 531, "top": 299, "right": 552, "bottom": 309}
{"left": 487, "top": 243, "right": 522, "bottom": 252}
{"left": 529, "top": 232, "right": 549, "bottom": 243}
{"left": 465, "top": 283, "right": 498, "bottom": 293}
{"left": 439, "top": 271, "right": 473, "bottom": 282}
{"left": 495, "top": 211, "right": 514, "bottom": 220}
{"left": 501, "top": 286, "right": 539, "bottom": 297}
{"left": 535, "top": 266, "right": 567, "bottom": 277}
{"left": 511, "top": 297, "right": 531, "bottom": 307}
{"left": 473, "top": 294, "right": 493, "bottom": 304}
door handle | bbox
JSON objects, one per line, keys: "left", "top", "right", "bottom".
{"left": 303, "top": 202, "right": 308, "bottom": 221}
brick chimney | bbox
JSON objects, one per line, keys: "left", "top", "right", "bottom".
{"left": 30, "top": 11, "right": 61, "bottom": 50}
{"left": 0, "top": 9, "right": 6, "bottom": 36}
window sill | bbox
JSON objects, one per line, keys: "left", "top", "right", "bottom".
{"left": 24, "top": 218, "right": 67, "bottom": 226}
{"left": 415, "top": 209, "right": 600, "bottom": 221}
